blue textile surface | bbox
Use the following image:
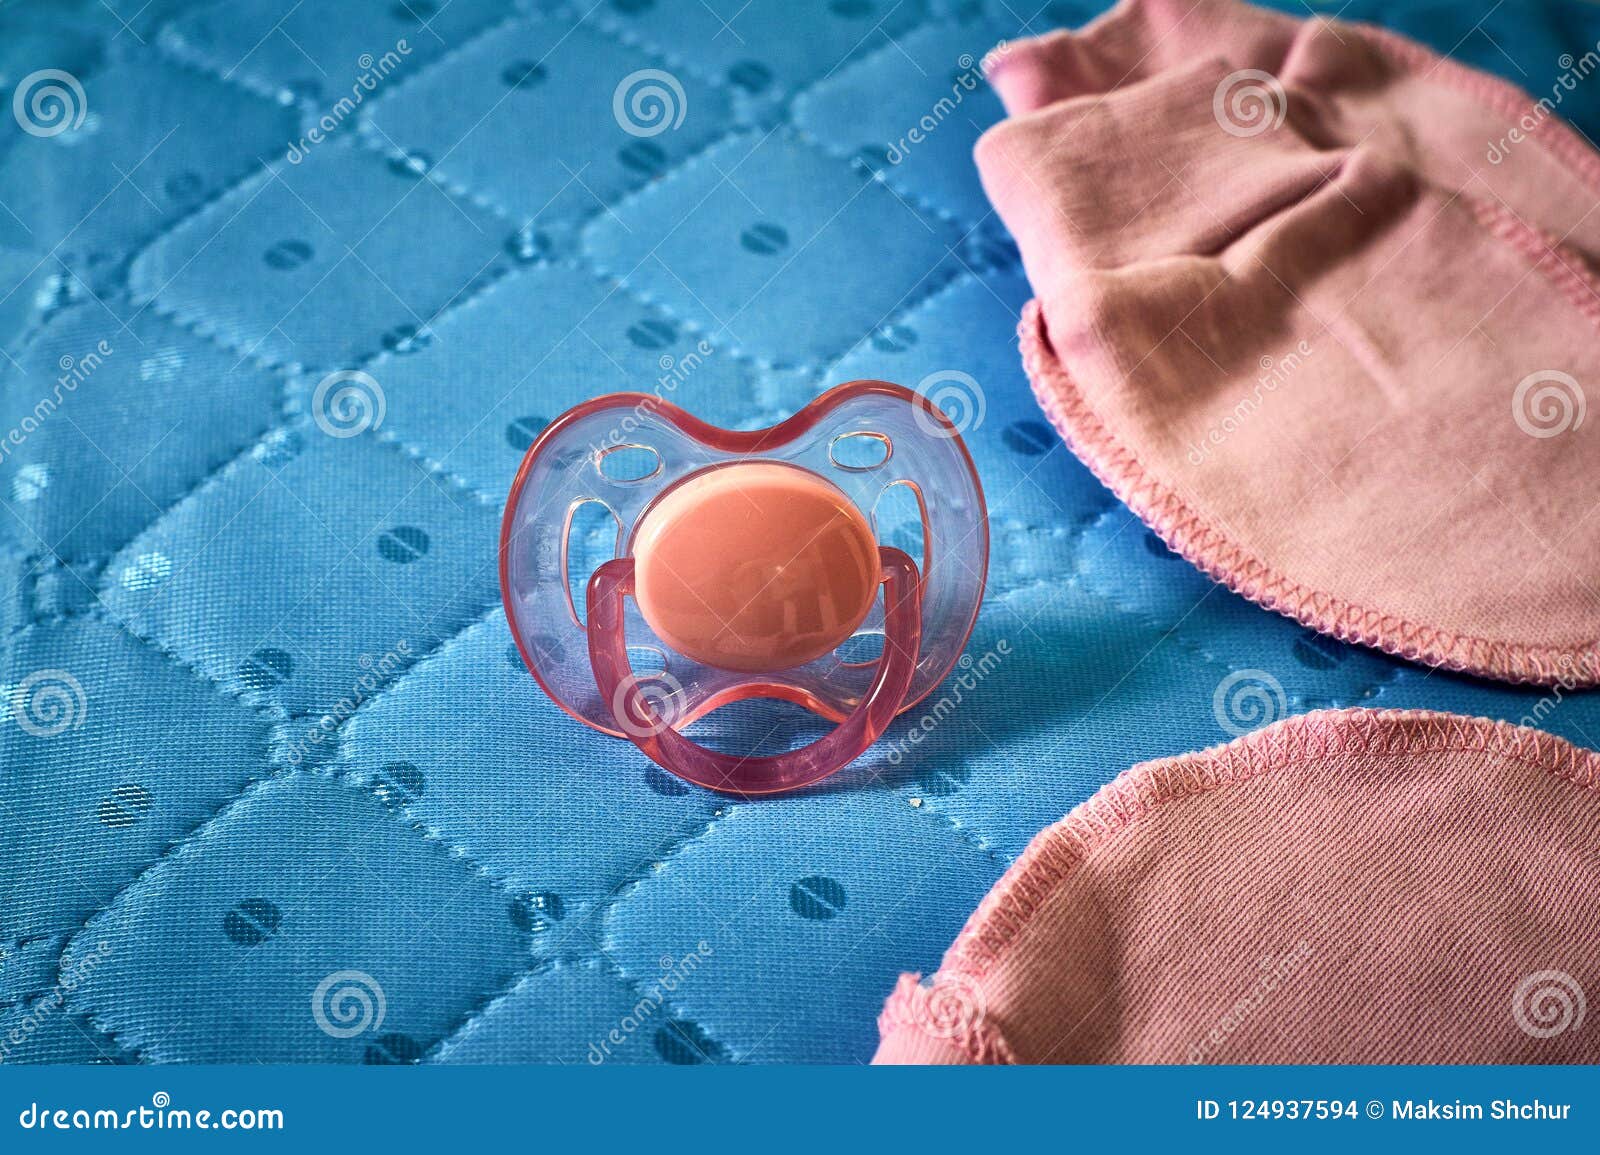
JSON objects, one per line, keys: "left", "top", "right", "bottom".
{"left": 1, "top": 0, "right": 1598, "bottom": 1064}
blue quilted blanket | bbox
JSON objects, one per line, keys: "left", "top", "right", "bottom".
{"left": 2, "top": 0, "right": 1597, "bottom": 1064}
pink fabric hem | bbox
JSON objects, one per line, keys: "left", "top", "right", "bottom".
{"left": 1020, "top": 301, "right": 1600, "bottom": 687}
{"left": 1351, "top": 20, "right": 1600, "bottom": 202}
{"left": 945, "top": 707, "right": 1600, "bottom": 982}
{"left": 876, "top": 973, "right": 1017, "bottom": 1065}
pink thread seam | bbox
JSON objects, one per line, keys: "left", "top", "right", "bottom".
{"left": 1019, "top": 300, "right": 1600, "bottom": 687}
{"left": 876, "top": 973, "right": 1019, "bottom": 1065}
{"left": 943, "top": 708, "right": 1600, "bottom": 986}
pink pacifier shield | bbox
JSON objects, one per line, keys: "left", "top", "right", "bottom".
{"left": 498, "top": 381, "right": 988, "bottom": 794}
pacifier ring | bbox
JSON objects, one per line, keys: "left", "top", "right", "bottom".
{"left": 499, "top": 380, "right": 988, "bottom": 795}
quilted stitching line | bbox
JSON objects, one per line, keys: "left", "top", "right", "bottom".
{"left": 330, "top": 598, "right": 742, "bottom": 1053}
{"left": 131, "top": 240, "right": 518, "bottom": 514}
{"left": 152, "top": 21, "right": 294, "bottom": 107}
{"left": 1, "top": 317, "right": 291, "bottom": 582}
{"left": 428, "top": 951, "right": 738, "bottom": 1065}
{"left": 61, "top": 766, "right": 529, "bottom": 1064}
{"left": 578, "top": 127, "right": 976, "bottom": 374}
{"left": 1071, "top": 505, "right": 1408, "bottom": 709}
{"left": 0, "top": 20, "right": 340, "bottom": 1044}
{"left": 14, "top": 55, "right": 297, "bottom": 301}
{"left": 581, "top": 5, "right": 747, "bottom": 99}
{"left": 424, "top": 956, "right": 559, "bottom": 1062}
{"left": 350, "top": 4, "right": 760, "bottom": 248}
{"left": 942, "top": 707, "right": 1600, "bottom": 984}
{"left": 802, "top": 239, "right": 1026, "bottom": 401}
{"left": 565, "top": 256, "right": 773, "bottom": 405}
{"left": 1019, "top": 302, "right": 1600, "bottom": 688}
{"left": 789, "top": 29, "right": 1019, "bottom": 237}
{"left": 14, "top": 4, "right": 753, "bottom": 1066}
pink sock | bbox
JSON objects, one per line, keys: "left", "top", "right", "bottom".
{"left": 976, "top": 0, "right": 1600, "bottom": 686}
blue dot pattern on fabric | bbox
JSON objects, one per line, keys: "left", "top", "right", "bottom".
{"left": 0, "top": 0, "right": 1597, "bottom": 1065}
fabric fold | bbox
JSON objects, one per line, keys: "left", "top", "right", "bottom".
{"left": 975, "top": 0, "right": 1600, "bottom": 686}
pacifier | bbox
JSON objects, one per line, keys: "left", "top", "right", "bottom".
{"left": 499, "top": 381, "right": 988, "bottom": 795}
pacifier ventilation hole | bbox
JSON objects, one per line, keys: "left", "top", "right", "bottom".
{"left": 829, "top": 430, "right": 892, "bottom": 471}
{"left": 596, "top": 443, "right": 662, "bottom": 483}
{"left": 563, "top": 498, "right": 622, "bottom": 628}
{"left": 835, "top": 629, "right": 887, "bottom": 667}
{"left": 626, "top": 645, "right": 669, "bottom": 676}
{"left": 872, "top": 480, "right": 928, "bottom": 580}
{"left": 500, "top": 381, "right": 988, "bottom": 794}
{"left": 677, "top": 696, "right": 833, "bottom": 758}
